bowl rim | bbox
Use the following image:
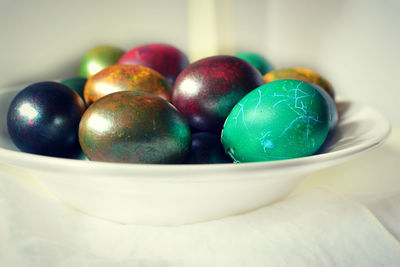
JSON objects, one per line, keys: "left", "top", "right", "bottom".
{"left": 0, "top": 85, "right": 392, "bottom": 180}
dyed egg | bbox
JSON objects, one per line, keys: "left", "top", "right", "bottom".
{"left": 185, "top": 132, "right": 232, "bottom": 164}
{"left": 79, "top": 91, "right": 191, "bottom": 164}
{"left": 61, "top": 77, "right": 87, "bottom": 101}
{"left": 309, "top": 83, "right": 338, "bottom": 132}
{"left": 235, "top": 52, "right": 273, "bottom": 75}
{"left": 118, "top": 43, "right": 189, "bottom": 84}
{"left": 172, "top": 55, "right": 264, "bottom": 132}
{"left": 7, "top": 81, "right": 86, "bottom": 158}
{"left": 263, "top": 67, "right": 335, "bottom": 99}
{"left": 83, "top": 64, "right": 172, "bottom": 105}
{"left": 221, "top": 79, "right": 330, "bottom": 162}
{"left": 78, "top": 45, "right": 125, "bottom": 78}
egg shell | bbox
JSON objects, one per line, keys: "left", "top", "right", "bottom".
{"left": 234, "top": 52, "right": 273, "bottom": 75}
{"left": 172, "top": 55, "right": 264, "bottom": 132}
{"left": 308, "top": 83, "right": 338, "bottom": 132}
{"left": 7, "top": 81, "right": 86, "bottom": 158}
{"left": 185, "top": 132, "right": 232, "bottom": 164}
{"left": 118, "top": 43, "right": 189, "bottom": 84}
{"left": 221, "top": 79, "right": 330, "bottom": 162}
{"left": 61, "top": 77, "right": 87, "bottom": 101}
{"left": 78, "top": 45, "right": 125, "bottom": 78}
{"left": 79, "top": 91, "right": 191, "bottom": 164}
{"left": 263, "top": 67, "right": 335, "bottom": 99}
{"left": 83, "top": 64, "right": 172, "bottom": 105}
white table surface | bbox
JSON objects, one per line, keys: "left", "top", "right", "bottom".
{"left": 0, "top": 129, "right": 399, "bottom": 267}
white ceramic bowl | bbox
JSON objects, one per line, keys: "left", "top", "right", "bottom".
{"left": 0, "top": 85, "right": 391, "bottom": 225}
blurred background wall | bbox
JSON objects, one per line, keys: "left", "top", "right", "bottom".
{"left": 0, "top": 0, "right": 399, "bottom": 125}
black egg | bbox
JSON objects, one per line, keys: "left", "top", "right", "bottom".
{"left": 7, "top": 81, "right": 86, "bottom": 158}
{"left": 185, "top": 132, "right": 232, "bottom": 164}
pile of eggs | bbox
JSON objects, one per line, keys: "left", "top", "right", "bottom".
{"left": 6, "top": 43, "right": 337, "bottom": 164}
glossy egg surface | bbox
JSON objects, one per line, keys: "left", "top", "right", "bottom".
{"left": 221, "top": 79, "right": 330, "bottom": 162}
{"left": 118, "top": 43, "right": 189, "bottom": 84}
{"left": 79, "top": 91, "right": 191, "bottom": 164}
{"left": 83, "top": 64, "right": 172, "bottom": 105}
{"left": 7, "top": 81, "right": 86, "bottom": 158}
{"left": 78, "top": 45, "right": 125, "bottom": 78}
{"left": 172, "top": 55, "right": 264, "bottom": 132}
{"left": 263, "top": 67, "right": 335, "bottom": 99}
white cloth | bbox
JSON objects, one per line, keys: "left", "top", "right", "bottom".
{"left": 0, "top": 129, "right": 399, "bottom": 267}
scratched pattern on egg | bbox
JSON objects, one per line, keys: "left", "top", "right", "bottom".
{"left": 272, "top": 82, "right": 322, "bottom": 139}
{"left": 263, "top": 67, "right": 335, "bottom": 99}
{"left": 225, "top": 80, "right": 327, "bottom": 161}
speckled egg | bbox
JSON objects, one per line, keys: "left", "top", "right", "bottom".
{"left": 79, "top": 91, "right": 191, "bottom": 164}
{"left": 263, "top": 67, "right": 335, "bottom": 99}
{"left": 118, "top": 43, "right": 189, "bottom": 84}
{"left": 221, "top": 79, "right": 330, "bottom": 162}
{"left": 7, "top": 81, "right": 86, "bottom": 158}
{"left": 83, "top": 64, "right": 172, "bottom": 105}
{"left": 78, "top": 45, "right": 125, "bottom": 78}
{"left": 172, "top": 55, "right": 264, "bottom": 132}
{"left": 234, "top": 52, "right": 273, "bottom": 75}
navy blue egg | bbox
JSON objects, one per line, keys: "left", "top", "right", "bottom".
{"left": 7, "top": 81, "right": 86, "bottom": 158}
{"left": 185, "top": 132, "right": 232, "bottom": 164}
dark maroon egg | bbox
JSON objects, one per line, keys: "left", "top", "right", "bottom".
{"left": 7, "top": 81, "right": 86, "bottom": 158}
{"left": 172, "top": 55, "right": 264, "bottom": 132}
{"left": 118, "top": 43, "right": 189, "bottom": 84}
{"left": 185, "top": 132, "right": 232, "bottom": 164}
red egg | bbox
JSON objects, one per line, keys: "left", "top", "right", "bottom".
{"left": 172, "top": 55, "right": 264, "bottom": 132}
{"left": 118, "top": 43, "right": 189, "bottom": 84}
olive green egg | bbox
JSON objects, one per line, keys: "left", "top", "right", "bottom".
{"left": 78, "top": 45, "right": 125, "bottom": 78}
{"left": 221, "top": 79, "right": 330, "bottom": 162}
{"left": 79, "top": 91, "right": 191, "bottom": 164}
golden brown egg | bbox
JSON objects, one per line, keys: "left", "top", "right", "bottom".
{"left": 84, "top": 64, "right": 172, "bottom": 105}
{"left": 263, "top": 67, "right": 335, "bottom": 99}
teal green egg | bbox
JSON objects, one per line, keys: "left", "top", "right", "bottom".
{"left": 78, "top": 45, "right": 125, "bottom": 78}
{"left": 221, "top": 79, "right": 330, "bottom": 162}
{"left": 61, "top": 77, "right": 87, "bottom": 100}
{"left": 234, "top": 52, "right": 273, "bottom": 75}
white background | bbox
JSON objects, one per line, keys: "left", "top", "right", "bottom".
{"left": 0, "top": 2, "right": 400, "bottom": 265}
{"left": 0, "top": 0, "right": 399, "bottom": 125}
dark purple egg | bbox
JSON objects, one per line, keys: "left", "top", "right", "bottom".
{"left": 185, "top": 132, "right": 232, "bottom": 164}
{"left": 7, "top": 81, "right": 86, "bottom": 158}
{"left": 172, "top": 55, "right": 264, "bottom": 132}
{"left": 118, "top": 43, "right": 189, "bottom": 84}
